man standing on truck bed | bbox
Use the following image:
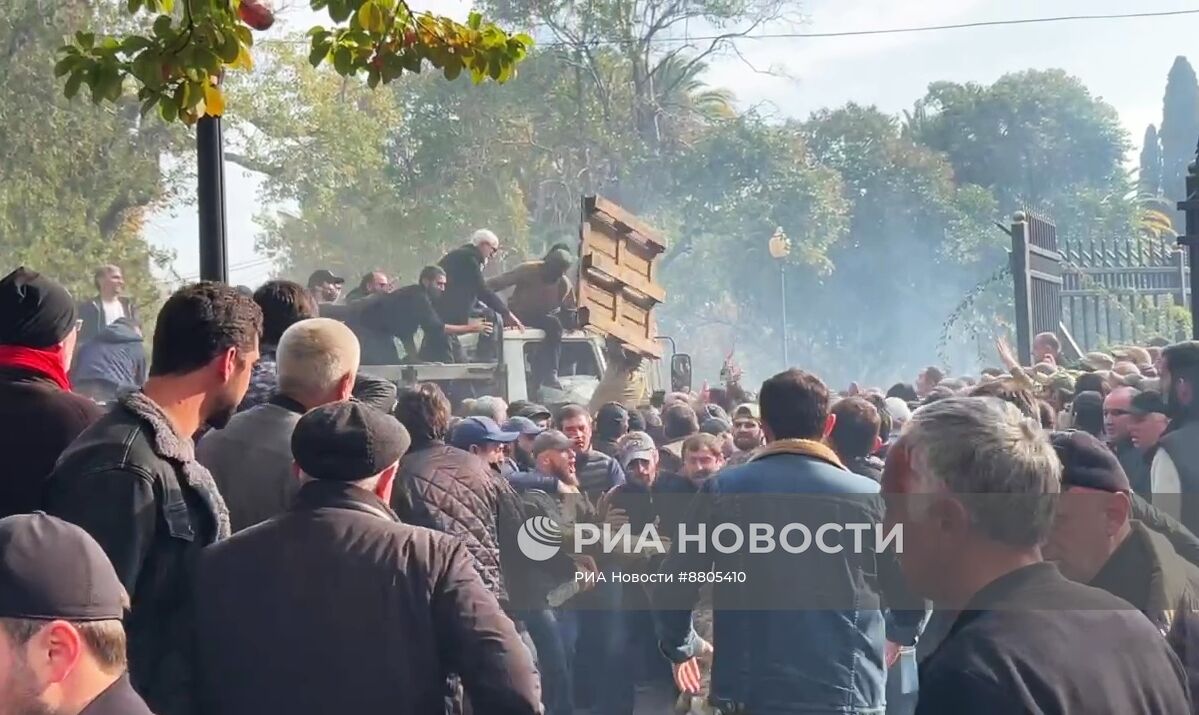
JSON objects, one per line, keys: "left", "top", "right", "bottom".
{"left": 426, "top": 229, "right": 524, "bottom": 363}
{"left": 345, "top": 266, "right": 492, "bottom": 365}
{"left": 486, "top": 244, "right": 576, "bottom": 391}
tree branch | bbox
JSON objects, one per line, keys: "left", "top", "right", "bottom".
{"left": 225, "top": 152, "right": 284, "bottom": 177}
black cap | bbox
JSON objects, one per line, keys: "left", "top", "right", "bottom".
{"left": 513, "top": 402, "right": 552, "bottom": 421}
{"left": 1129, "top": 390, "right": 1168, "bottom": 417}
{"left": 1163, "top": 341, "right": 1199, "bottom": 373}
{"left": 1050, "top": 431, "right": 1130, "bottom": 493}
{"left": 0, "top": 268, "right": 78, "bottom": 348}
{"left": 595, "top": 403, "right": 629, "bottom": 438}
{"left": 307, "top": 269, "right": 345, "bottom": 288}
{"left": 292, "top": 402, "right": 412, "bottom": 481}
{"left": 0, "top": 513, "right": 125, "bottom": 621}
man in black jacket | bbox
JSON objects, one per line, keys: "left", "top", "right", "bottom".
{"left": 1152, "top": 340, "right": 1199, "bottom": 530}
{"left": 1045, "top": 430, "right": 1199, "bottom": 707}
{"left": 885, "top": 397, "right": 1189, "bottom": 715}
{"left": 424, "top": 230, "right": 523, "bottom": 363}
{"left": 0, "top": 267, "right": 102, "bottom": 519}
{"left": 391, "top": 384, "right": 523, "bottom": 609}
{"left": 46, "top": 282, "right": 263, "bottom": 715}
{"left": 194, "top": 401, "right": 540, "bottom": 715}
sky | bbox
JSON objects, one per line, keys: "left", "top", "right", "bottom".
{"left": 146, "top": 0, "right": 1199, "bottom": 288}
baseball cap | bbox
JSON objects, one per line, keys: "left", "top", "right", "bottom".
{"left": 732, "top": 403, "right": 760, "bottom": 422}
{"left": 1129, "top": 390, "right": 1168, "bottom": 417}
{"left": 292, "top": 402, "right": 412, "bottom": 481}
{"left": 618, "top": 431, "right": 657, "bottom": 468}
{"left": 502, "top": 416, "right": 544, "bottom": 437}
{"left": 449, "top": 416, "right": 519, "bottom": 450}
{"left": 0, "top": 513, "right": 125, "bottom": 621}
{"left": 532, "top": 429, "right": 574, "bottom": 456}
{"left": 1050, "top": 431, "right": 1130, "bottom": 493}
{"left": 307, "top": 269, "right": 345, "bottom": 288}
{"left": 0, "top": 267, "right": 78, "bottom": 348}
{"left": 512, "top": 402, "right": 552, "bottom": 421}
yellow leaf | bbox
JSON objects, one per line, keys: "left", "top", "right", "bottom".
{"left": 231, "top": 43, "right": 253, "bottom": 71}
{"left": 357, "top": 1, "right": 385, "bottom": 33}
{"left": 204, "top": 83, "right": 225, "bottom": 116}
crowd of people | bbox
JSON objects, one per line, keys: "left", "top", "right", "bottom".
{"left": 8, "top": 248, "right": 1199, "bottom": 715}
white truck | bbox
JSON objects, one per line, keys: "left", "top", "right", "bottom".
{"left": 357, "top": 196, "right": 692, "bottom": 406}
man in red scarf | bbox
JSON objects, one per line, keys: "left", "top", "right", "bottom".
{"left": 0, "top": 267, "right": 102, "bottom": 518}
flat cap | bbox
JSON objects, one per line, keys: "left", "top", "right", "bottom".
{"left": 0, "top": 513, "right": 125, "bottom": 621}
{"left": 1050, "top": 430, "right": 1130, "bottom": 493}
{"left": 292, "top": 401, "right": 411, "bottom": 482}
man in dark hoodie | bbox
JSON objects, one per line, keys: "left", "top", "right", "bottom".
{"left": 71, "top": 316, "right": 148, "bottom": 403}
{"left": 1045, "top": 430, "right": 1199, "bottom": 707}
{"left": 592, "top": 402, "right": 630, "bottom": 459}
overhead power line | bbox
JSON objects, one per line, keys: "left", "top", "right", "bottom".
{"left": 263, "top": 8, "right": 1199, "bottom": 49}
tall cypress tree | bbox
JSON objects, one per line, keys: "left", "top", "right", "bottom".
{"left": 1160, "top": 57, "right": 1199, "bottom": 218}
{"left": 1139, "top": 124, "right": 1163, "bottom": 197}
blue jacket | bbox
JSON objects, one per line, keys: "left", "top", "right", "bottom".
{"left": 71, "top": 320, "right": 147, "bottom": 396}
{"left": 653, "top": 440, "right": 916, "bottom": 715}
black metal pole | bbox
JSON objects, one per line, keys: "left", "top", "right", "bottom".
{"left": 1178, "top": 140, "right": 1199, "bottom": 339}
{"left": 196, "top": 115, "right": 228, "bottom": 283}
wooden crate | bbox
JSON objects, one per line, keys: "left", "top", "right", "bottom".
{"left": 577, "top": 195, "right": 667, "bottom": 359}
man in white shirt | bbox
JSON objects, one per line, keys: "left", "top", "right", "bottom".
{"left": 77, "top": 265, "right": 138, "bottom": 347}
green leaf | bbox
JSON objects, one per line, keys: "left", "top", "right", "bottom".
{"left": 122, "top": 36, "right": 155, "bottom": 52}
{"left": 311, "top": 0, "right": 329, "bottom": 10}
{"left": 64, "top": 71, "right": 84, "bottom": 100}
{"left": 308, "top": 40, "right": 331, "bottom": 67}
{"left": 152, "top": 15, "right": 172, "bottom": 39}
{"left": 443, "top": 61, "right": 461, "bottom": 80}
{"left": 467, "top": 11, "right": 482, "bottom": 30}
{"left": 160, "top": 0, "right": 174, "bottom": 12}
{"left": 54, "top": 56, "right": 76, "bottom": 78}
{"left": 357, "top": 1, "right": 385, "bottom": 34}
{"left": 217, "top": 32, "right": 240, "bottom": 63}
{"left": 333, "top": 46, "right": 352, "bottom": 74}
{"left": 127, "top": 0, "right": 143, "bottom": 14}
{"left": 367, "top": 67, "right": 381, "bottom": 88}
{"left": 328, "top": 0, "right": 352, "bottom": 23}
{"left": 235, "top": 25, "right": 253, "bottom": 47}
{"left": 75, "top": 31, "right": 95, "bottom": 48}
{"left": 160, "top": 98, "right": 178, "bottom": 122}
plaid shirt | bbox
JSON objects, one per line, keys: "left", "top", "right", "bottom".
{"left": 239, "top": 348, "right": 278, "bottom": 413}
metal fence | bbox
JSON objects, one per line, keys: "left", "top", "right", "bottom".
{"left": 1010, "top": 211, "right": 1065, "bottom": 364}
{"left": 1060, "top": 236, "right": 1189, "bottom": 350}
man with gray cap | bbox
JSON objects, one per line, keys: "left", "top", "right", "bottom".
{"left": 194, "top": 401, "right": 540, "bottom": 715}
{"left": 0, "top": 267, "right": 102, "bottom": 519}
{"left": 0, "top": 513, "right": 151, "bottom": 714}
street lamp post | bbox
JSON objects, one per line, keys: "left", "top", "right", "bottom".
{"left": 196, "top": 115, "right": 228, "bottom": 283}
{"left": 1179, "top": 140, "right": 1199, "bottom": 339}
{"left": 768, "top": 227, "right": 792, "bottom": 368}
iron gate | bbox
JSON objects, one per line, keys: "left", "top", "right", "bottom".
{"left": 1010, "top": 211, "right": 1064, "bottom": 364}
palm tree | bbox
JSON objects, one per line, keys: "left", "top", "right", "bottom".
{"left": 646, "top": 54, "right": 736, "bottom": 144}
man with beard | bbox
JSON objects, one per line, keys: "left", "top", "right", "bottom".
{"left": 486, "top": 245, "right": 576, "bottom": 390}
{"left": 346, "top": 266, "right": 492, "bottom": 365}
{"left": 1152, "top": 341, "right": 1199, "bottom": 530}
{"left": 306, "top": 269, "right": 344, "bottom": 306}
{"left": 501, "top": 415, "right": 543, "bottom": 476}
{"left": 46, "top": 282, "right": 262, "bottom": 715}
{"left": 0, "top": 513, "right": 152, "bottom": 715}
{"left": 727, "top": 403, "right": 763, "bottom": 466}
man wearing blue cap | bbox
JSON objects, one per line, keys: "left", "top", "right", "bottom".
{"left": 501, "top": 416, "right": 544, "bottom": 476}
{"left": 450, "top": 416, "right": 521, "bottom": 474}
